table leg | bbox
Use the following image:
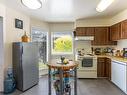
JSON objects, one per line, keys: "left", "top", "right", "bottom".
{"left": 59, "top": 69, "right": 64, "bottom": 95}
{"left": 48, "top": 67, "right": 51, "bottom": 95}
{"left": 74, "top": 67, "right": 77, "bottom": 95}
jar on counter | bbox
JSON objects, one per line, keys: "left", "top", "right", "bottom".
{"left": 116, "top": 50, "right": 121, "bottom": 57}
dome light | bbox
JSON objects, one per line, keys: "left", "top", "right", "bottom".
{"left": 21, "top": 0, "right": 42, "bottom": 9}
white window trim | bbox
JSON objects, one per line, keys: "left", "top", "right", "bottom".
{"left": 51, "top": 31, "right": 74, "bottom": 55}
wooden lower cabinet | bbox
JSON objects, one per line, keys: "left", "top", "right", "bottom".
{"left": 106, "top": 58, "right": 111, "bottom": 80}
{"left": 97, "top": 57, "right": 111, "bottom": 80}
{"left": 97, "top": 57, "right": 106, "bottom": 77}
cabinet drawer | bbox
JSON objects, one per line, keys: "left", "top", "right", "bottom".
{"left": 97, "top": 58, "right": 106, "bottom": 62}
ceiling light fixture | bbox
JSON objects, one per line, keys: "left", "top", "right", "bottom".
{"left": 21, "top": 0, "right": 42, "bottom": 9}
{"left": 96, "top": 0, "right": 114, "bottom": 12}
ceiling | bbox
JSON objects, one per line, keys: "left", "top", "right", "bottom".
{"left": 1, "top": 0, "right": 127, "bottom": 22}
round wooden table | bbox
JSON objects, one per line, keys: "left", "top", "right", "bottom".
{"left": 47, "top": 61, "right": 78, "bottom": 95}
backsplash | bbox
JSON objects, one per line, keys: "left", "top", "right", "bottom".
{"left": 75, "top": 40, "right": 92, "bottom": 54}
{"left": 116, "top": 39, "right": 127, "bottom": 50}
{"left": 75, "top": 40, "right": 117, "bottom": 55}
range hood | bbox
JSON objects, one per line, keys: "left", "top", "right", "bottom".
{"left": 75, "top": 36, "right": 94, "bottom": 41}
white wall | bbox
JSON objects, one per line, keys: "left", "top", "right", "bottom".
{"left": 30, "top": 18, "right": 49, "bottom": 31}
{"left": 0, "top": 3, "right": 6, "bottom": 92}
{"left": 49, "top": 22, "right": 74, "bottom": 32}
{"left": 49, "top": 22, "right": 75, "bottom": 62}
{"left": 75, "top": 18, "right": 110, "bottom": 27}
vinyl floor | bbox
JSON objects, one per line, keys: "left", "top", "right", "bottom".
{"left": 2, "top": 76, "right": 126, "bottom": 95}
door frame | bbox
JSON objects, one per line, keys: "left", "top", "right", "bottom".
{"left": 31, "top": 27, "right": 49, "bottom": 76}
{"left": 0, "top": 16, "right": 4, "bottom": 92}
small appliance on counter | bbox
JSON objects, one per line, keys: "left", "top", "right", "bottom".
{"left": 123, "top": 48, "right": 127, "bottom": 58}
{"left": 76, "top": 48, "right": 85, "bottom": 56}
{"left": 116, "top": 50, "right": 121, "bottom": 57}
{"left": 94, "top": 48, "right": 101, "bottom": 55}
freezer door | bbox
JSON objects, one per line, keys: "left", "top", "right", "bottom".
{"left": 22, "top": 42, "right": 39, "bottom": 91}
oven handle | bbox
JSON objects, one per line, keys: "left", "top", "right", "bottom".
{"left": 77, "top": 59, "right": 82, "bottom": 61}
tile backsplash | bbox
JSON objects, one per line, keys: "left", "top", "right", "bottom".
{"left": 116, "top": 39, "right": 127, "bottom": 50}
{"left": 75, "top": 40, "right": 92, "bottom": 54}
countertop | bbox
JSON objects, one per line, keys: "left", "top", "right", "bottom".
{"left": 97, "top": 55, "right": 127, "bottom": 63}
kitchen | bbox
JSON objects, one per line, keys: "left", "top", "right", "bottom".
{"left": 0, "top": 0, "right": 127, "bottom": 95}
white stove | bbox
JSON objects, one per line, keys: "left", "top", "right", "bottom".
{"left": 76, "top": 55, "right": 97, "bottom": 78}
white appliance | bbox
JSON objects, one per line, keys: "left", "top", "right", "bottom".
{"left": 111, "top": 60, "right": 127, "bottom": 94}
{"left": 75, "top": 36, "right": 94, "bottom": 41}
{"left": 76, "top": 55, "right": 97, "bottom": 78}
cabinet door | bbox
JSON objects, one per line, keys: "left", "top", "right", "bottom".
{"left": 92, "top": 27, "right": 109, "bottom": 45}
{"left": 121, "top": 20, "right": 127, "bottom": 39}
{"left": 97, "top": 57, "right": 106, "bottom": 77}
{"left": 85, "top": 27, "right": 94, "bottom": 36}
{"left": 110, "top": 23, "right": 121, "bottom": 41}
{"left": 76, "top": 27, "right": 94, "bottom": 36}
{"left": 76, "top": 27, "right": 86, "bottom": 36}
{"left": 111, "top": 61, "right": 126, "bottom": 93}
{"left": 106, "top": 58, "right": 111, "bottom": 80}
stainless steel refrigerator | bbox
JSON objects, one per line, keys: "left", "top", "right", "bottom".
{"left": 12, "top": 42, "right": 39, "bottom": 91}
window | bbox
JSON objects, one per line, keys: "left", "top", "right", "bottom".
{"left": 51, "top": 32, "right": 73, "bottom": 54}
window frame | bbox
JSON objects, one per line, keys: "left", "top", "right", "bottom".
{"left": 51, "top": 31, "right": 74, "bottom": 55}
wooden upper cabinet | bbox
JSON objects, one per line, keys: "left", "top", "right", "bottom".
{"left": 85, "top": 27, "right": 94, "bottom": 36}
{"left": 92, "top": 27, "right": 109, "bottom": 45}
{"left": 76, "top": 27, "right": 94, "bottom": 36}
{"left": 76, "top": 27, "right": 84, "bottom": 36}
{"left": 110, "top": 23, "right": 121, "bottom": 41}
{"left": 121, "top": 19, "right": 127, "bottom": 39}
{"left": 76, "top": 27, "right": 116, "bottom": 45}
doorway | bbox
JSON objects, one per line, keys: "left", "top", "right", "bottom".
{"left": 0, "top": 17, "right": 4, "bottom": 91}
{"left": 31, "top": 27, "right": 48, "bottom": 76}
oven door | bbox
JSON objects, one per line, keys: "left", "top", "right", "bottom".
{"left": 78, "top": 57, "right": 97, "bottom": 70}
{"left": 82, "top": 58, "right": 93, "bottom": 67}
